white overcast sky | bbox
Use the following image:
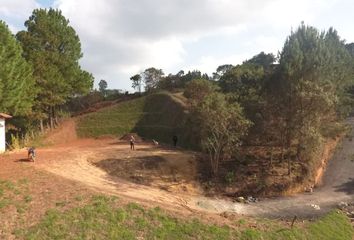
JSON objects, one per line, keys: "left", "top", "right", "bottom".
{"left": 1, "top": 0, "right": 354, "bottom": 91}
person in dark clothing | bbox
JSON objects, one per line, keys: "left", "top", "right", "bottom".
{"left": 130, "top": 135, "right": 135, "bottom": 150}
{"left": 172, "top": 135, "right": 178, "bottom": 147}
{"left": 28, "top": 147, "right": 36, "bottom": 162}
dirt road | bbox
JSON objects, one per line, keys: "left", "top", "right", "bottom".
{"left": 196, "top": 118, "right": 354, "bottom": 218}
{"left": 6, "top": 119, "right": 354, "bottom": 218}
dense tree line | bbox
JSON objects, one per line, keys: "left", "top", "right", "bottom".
{"left": 131, "top": 23, "right": 354, "bottom": 176}
{"left": 1, "top": 10, "right": 354, "bottom": 177}
{"left": 0, "top": 9, "right": 93, "bottom": 134}
{"left": 130, "top": 68, "right": 210, "bottom": 93}
{"left": 0, "top": 21, "right": 35, "bottom": 116}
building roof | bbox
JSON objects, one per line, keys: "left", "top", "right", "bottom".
{"left": 0, "top": 113, "right": 12, "bottom": 119}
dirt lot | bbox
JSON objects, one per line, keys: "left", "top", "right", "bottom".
{"left": 0, "top": 118, "right": 354, "bottom": 238}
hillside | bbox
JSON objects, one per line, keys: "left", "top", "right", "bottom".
{"left": 76, "top": 92, "right": 197, "bottom": 148}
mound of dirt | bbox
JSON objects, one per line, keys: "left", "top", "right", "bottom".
{"left": 120, "top": 133, "right": 143, "bottom": 142}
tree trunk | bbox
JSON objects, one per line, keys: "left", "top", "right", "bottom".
{"left": 280, "top": 142, "right": 284, "bottom": 163}
{"left": 40, "top": 120, "right": 44, "bottom": 133}
{"left": 49, "top": 107, "right": 54, "bottom": 129}
{"left": 270, "top": 146, "right": 273, "bottom": 167}
{"left": 50, "top": 116, "right": 54, "bottom": 129}
{"left": 287, "top": 153, "right": 291, "bottom": 175}
{"left": 54, "top": 106, "right": 59, "bottom": 126}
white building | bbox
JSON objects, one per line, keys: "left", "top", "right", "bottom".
{"left": 0, "top": 113, "right": 12, "bottom": 152}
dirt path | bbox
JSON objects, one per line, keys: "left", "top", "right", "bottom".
{"left": 33, "top": 141, "right": 245, "bottom": 215}
{"left": 195, "top": 117, "right": 354, "bottom": 218}
{"left": 8, "top": 118, "right": 354, "bottom": 218}
{"left": 44, "top": 119, "right": 78, "bottom": 145}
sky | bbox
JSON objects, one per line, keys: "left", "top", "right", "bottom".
{"left": 1, "top": 0, "right": 354, "bottom": 91}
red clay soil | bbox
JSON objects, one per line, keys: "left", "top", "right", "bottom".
{"left": 0, "top": 138, "right": 239, "bottom": 239}
{"left": 44, "top": 118, "right": 78, "bottom": 145}
{"left": 0, "top": 116, "right": 353, "bottom": 239}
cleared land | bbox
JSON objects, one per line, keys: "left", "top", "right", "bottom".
{"left": 0, "top": 94, "right": 353, "bottom": 239}
{"left": 0, "top": 135, "right": 353, "bottom": 239}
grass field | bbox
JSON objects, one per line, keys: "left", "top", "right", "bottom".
{"left": 77, "top": 92, "right": 198, "bottom": 149}
{"left": 14, "top": 194, "right": 353, "bottom": 240}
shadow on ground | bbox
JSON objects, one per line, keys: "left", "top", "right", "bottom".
{"left": 334, "top": 178, "right": 354, "bottom": 195}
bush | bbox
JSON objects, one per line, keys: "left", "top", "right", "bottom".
{"left": 10, "top": 134, "right": 21, "bottom": 150}
{"left": 225, "top": 171, "right": 235, "bottom": 185}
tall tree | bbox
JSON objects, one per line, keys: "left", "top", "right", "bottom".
{"left": 219, "top": 63, "right": 265, "bottom": 102}
{"left": 130, "top": 74, "right": 142, "bottom": 93}
{"left": 195, "top": 92, "right": 251, "bottom": 175}
{"left": 244, "top": 52, "right": 276, "bottom": 71}
{"left": 142, "top": 67, "right": 164, "bottom": 92}
{"left": 98, "top": 79, "right": 108, "bottom": 95}
{"left": 0, "top": 21, "right": 35, "bottom": 116}
{"left": 275, "top": 23, "right": 352, "bottom": 174}
{"left": 213, "top": 64, "right": 233, "bottom": 81}
{"left": 17, "top": 8, "right": 93, "bottom": 129}
{"left": 184, "top": 78, "right": 220, "bottom": 105}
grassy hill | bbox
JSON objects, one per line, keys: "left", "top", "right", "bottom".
{"left": 77, "top": 92, "right": 198, "bottom": 148}
{"left": 18, "top": 195, "right": 354, "bottom": 239}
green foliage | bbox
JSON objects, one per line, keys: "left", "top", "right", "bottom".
{"left": 184, "top": 78, "right": 220, "bottom": 104}
{"left": 66, "top": 90, "right": 104, "bottom": 113}
{"left": 77, "top": 92, "right": 196, "bottom": 148}
{"left": 216, "top": 52, "right": 275, "bottom": 145}
{"left": 240, "top": 229, "right": 262, "bottom": 240}
{"left": 225, "top": 171, "right": 235, "bottom": 185}
{"left": 158, "top": 70, "right": 210, "bottom": 90}
{"left": 10, "top": 134, "right": 21, "bottom": 150}
{"left": 20, "top": 196, "right": 232, "bottom": 240}
{"left": 195, "top": 92, "right": 252, "bottom": 175}
{"left": 130, "top": 74, "right": 142, "bottom": 93}
{"left": 234, "top": 23, "right": 354, "bottom": 177}
{"left": 17, "top": 8, "right": 93, "bottom": 123}
{"left": 143, "top": 67, "right": 164, "bottom": 92}
{"left": 219, "top": 63, "right": 265, "bottom": 103}
{"left": 77, "top": 96, "right": 146, "bottom": 137}
{"left": 0, "top": 21, "right": 35, "bottom": 116}
{"left": 16, "top": 196, "right": 353, "bottom": 240}
{"left": 98, "top": 79, "right": 107, "bottom": 94}
{"left": 308, "top": 211, "right": 354, "bottom": 240}
{"left": 0, "top": 179, "right": 31, "bottom": 217}
{"left": 244, "top": 52, "right": 276, "bottom": 71}
{"left": 270, "top": 23, "right": 353, "bottom": 169}
{"left": 7, "top": 129, "right": 45, "bottom": 150}
{"left": 212, "top": 64, "right": 233, "bottom": 80}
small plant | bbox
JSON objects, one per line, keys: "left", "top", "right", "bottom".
{"left": 237, "top": 219, "right": 246, "bottom": 225}
{"left": 10, "top": 134, "right": 21, "bottom": 150}
{"left": 240, "top": 229, "right": 262, "bottom": 240}
{"left": 24, "top": 195, "right": 32, "bottom": 203}
{"left": 55, "top": 201, "right": 67, "bottom": 207}
{"left": 225, "top": 171, "right": 235, "bottom": 185}
{"left": 74, "top": 195, "right": 83, "bottom": 201}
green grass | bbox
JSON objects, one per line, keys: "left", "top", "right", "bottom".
{"left": 77, "top": 96, "right": 147, "bottom": 137}
{"left": 77, "top": 92, "right": 198, "bottom": 149}
{"left": 0, "top": 178, "right": 31, "bottom": 220}
{"left": 308, "top": 210, "right": 354, "bottom": 240}
{"left": 17, "top": 195, "right": 353, "bottom": 240}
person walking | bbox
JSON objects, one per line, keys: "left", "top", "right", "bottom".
{"left": 130, "top": 135, "right": 135, "bottom": 150}
{"left": 172, "top": 135, "right": 178, "bottom": 147}
{"left": 27, "top": 147, "right": 36, "bottom": 162}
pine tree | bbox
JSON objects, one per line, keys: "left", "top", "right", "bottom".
{"left": 0, "top": 21, "right": 35, "bottom": 116}
{"left": 275, "top": 23, "right": 352, "bottom": 174}
{"left": 17, "top": 8, "right": 93, "bottom": 128}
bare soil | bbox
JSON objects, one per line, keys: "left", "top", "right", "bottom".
{"left": 0, "top": 117, "right": 353, "bottom": 239}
